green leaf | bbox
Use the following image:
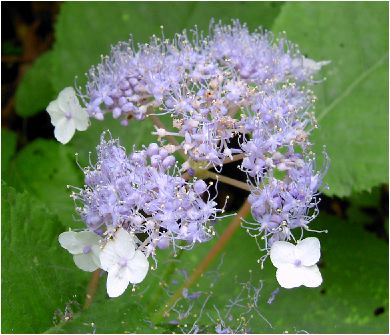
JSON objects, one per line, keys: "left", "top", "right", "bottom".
{"left": 1, "top": 184, "right": 88, "bottom": 333}
{"left": 175, "top": 2, "right": 283, "bottom": 32}
{"left": 273, "top": 2, "right": 389, "bottom": 197}
{"left": 46, "top": 290, "right": 164, "bottom": 334}
{"left": 1, "top": 128, "right": 18, "bottom": 180}
{"left": 9, "top": 139, "right": 83, "bottom": 228}
{"left": 15, "top": 51, "right": 56, "bottom": 117}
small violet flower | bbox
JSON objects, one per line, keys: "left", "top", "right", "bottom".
{"left": 46, "top": 87, "right": 89, "bottom": 144}
{"left": 58, "top": 230, "right": 101, "bottom": 272}
{"left": 270, "top": 237, "right": 322, "bottom": 289}
{"left": 100, "top": 228, "right": 149, "bottom": 298}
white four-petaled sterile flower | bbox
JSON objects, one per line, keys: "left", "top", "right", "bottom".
{"left": 100, "top": 228, "right": 149, "bottom": 298}
{"left": 270, "top": 237, "right": 322, "bottom": 289}
{"left": 59, "top": 230, "right": 101, "bottom": 272}
{"left": 46, "top": 87, "right": 90, "bottom": 144}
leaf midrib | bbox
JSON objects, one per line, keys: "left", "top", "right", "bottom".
{"left": 318, "top": 53, "right": 388, "bottom": 122}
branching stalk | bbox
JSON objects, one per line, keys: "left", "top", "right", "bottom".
{"left": 202, "top": 171, "right": 251, "bottom": 192}
{"left": 222, "top": 153, "right": 245, "bottom": 165}
{"left": 148, "top": 114, "right": 186, "bottom": 160}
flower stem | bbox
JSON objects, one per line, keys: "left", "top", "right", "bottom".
{"left": 202, "top": 171, "right": 250, "bottom": 192}
{"left": 83, "top": 269, "right": 101, "bottom": 310}
{"left": 148, "top": 114, "right": 186, "bottom": 160}
{"left": 223, "top": 153, "right": 245, "bottom": 165}
{"left": 152, "top": 199, "right": 251, "bottom": 324}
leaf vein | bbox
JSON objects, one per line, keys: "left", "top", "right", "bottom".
{"left": 318, "top": 53, "right": 388, "bottom": 121}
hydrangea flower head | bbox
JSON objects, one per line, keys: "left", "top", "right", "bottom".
{"left": 52, "top": 19, "right": 330, "bottom": 295}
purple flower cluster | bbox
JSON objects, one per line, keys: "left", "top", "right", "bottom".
{"left": 244, "top": 156, "right": 329, "bottom": 253}
{"left": 70, "top": 133, "right": 224, "bottom": 261}
{"left": 81, "top": 21, "right": 327, "bottom": 166}
{"left": 76, "top": 20, "right": 329, "bottom": 255}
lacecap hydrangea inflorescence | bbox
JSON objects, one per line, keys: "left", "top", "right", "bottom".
{"left": 49, "top": 20, "right": 330, "bottom": 297}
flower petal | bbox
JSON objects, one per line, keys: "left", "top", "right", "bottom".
{"left": 76, "top": 231, "right": 100, "bottom": 246}
{"left": 302, "top": 265, "right": 323, "bottom": 288}
{"left": 276, "top": 264, "right": 323, "bottom": 289}
{"left": 57, "top": 87, "right": 79, "bottom": 111}
{"left": 276, "top": 264, "right": 306, "bottom": 289}
{"left": 54, "top": 118, "right": 76, "bottom": 144}
{"left": 73, "top": 108, "right": 90, "bottom": 131}
{"left": 100, "top": 239, "right": 119, "bottom": 272}
{"left": 73, "top": 253, "right": 99, "bottom": 272}
{"left": 295, "top": 237, "right": 321, "bottom": 266}
{"left": 91, "top": 245, "right": 102, "bottom": 267}
{"left": 59, "top": 231, "right": 83, "bottom": 254}
{"left": 56, "top": 87, "right": 89, "bottom": 131}
{"left": 126, "top": 250, "right": 149, "bottom": 284}
{"left": 106, "top": 265, "right": 130, "bottom": 298}
{"left": 270, "top": 240, "right": 296, "bottom": 268}
{"left": 113, "top": 228, "right": 136, "bottom": 259}
{"left": 46, "top": 100, "right": 64, "bottom": 126}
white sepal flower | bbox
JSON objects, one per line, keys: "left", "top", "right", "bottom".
{"left": 270, "top": 237, "right": 322, "bottom": 289}
{"left": 58, "top": 230, "right": 101, "bottom": 272}
{"left": 100, "top": 228, "right": 149, "bottom": 298}
{"left": 46, "top": 87, "right": 90, "bottom": 144}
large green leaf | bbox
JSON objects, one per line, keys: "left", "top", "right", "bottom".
{"left": 1, "top": 184, "right": 88, "bottom": 333}
{"left": 9, "top": 139, "right": 83, "bottom": 228}
{"left": 15, "top": 51, "right": 56, "bottom": 117}
{"left": 273, "top": 2, "right": 389, "bottom": 197}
